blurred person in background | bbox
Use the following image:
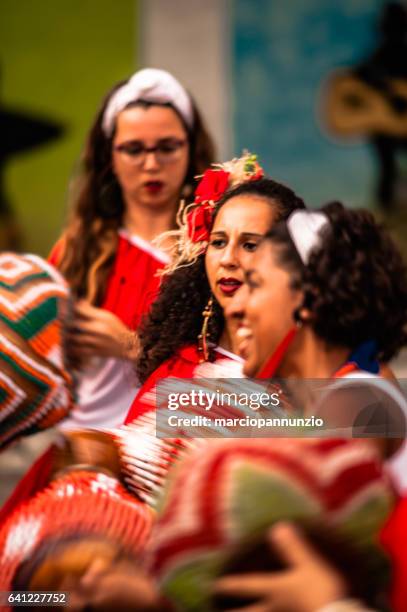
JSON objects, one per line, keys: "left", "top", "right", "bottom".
{"left": 50, "top": 67, "right": 215, "bottom": 431}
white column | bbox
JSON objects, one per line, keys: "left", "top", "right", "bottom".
{"left": 138, "top": 0, "right": 232, "bottom": 159}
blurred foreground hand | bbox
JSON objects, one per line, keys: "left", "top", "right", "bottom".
{"left": 214, "top": 522, "right": 375, "bottom": 612}
{"left": 61, "top": 558, "right": 164, "bottom": 612}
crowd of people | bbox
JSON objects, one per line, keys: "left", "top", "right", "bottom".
{"left": 1, "top": 67, "right": 407, "bottom": 611}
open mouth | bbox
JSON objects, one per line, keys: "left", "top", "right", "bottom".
{"left": 144, "top": 181, "right": 164, "bottom": 193}
{"left": 217, "top": 278, "right": 243, "bottom": 296}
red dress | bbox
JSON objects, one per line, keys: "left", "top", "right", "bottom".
{"left": 99, "top": 231, "right": 169, "bottom": 329}
{"left": 124, "top": 344, "right": 243, "bottom": 423}
{"left": 119, "top": 344, "right": 243, "bottom": 506}
{"left": 50, "top": 229, "right": 168, "bottom": 331}
{"left": 381, "top": 497, "right": 407, "bottom": 611}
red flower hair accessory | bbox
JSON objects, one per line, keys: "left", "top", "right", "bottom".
{"left": 195, "top": 168, "right": 231, "bottom": 205}
{"left": 156, "top": 152, "right": 264, "bottom": 273}
{"left": 187, "top": 169, "right": 230, "bottom": 243}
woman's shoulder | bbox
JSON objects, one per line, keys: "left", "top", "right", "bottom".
{"left": 147, "top": 344, "right": 203, "bottom": 381}
{"left": 117, "top": 230, "right": 170, "bottom": 266}
{"left": 124, "top": 345, "right": 200, "bottom": 424}
{"left": 124, "top": 344, "right": 243, "bottom": 425}
{"left": 152, "top": 344, "right": 242, "bottom": 377}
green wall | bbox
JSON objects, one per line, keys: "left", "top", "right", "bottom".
{"left": 1, "top": 0, "right": 137, "bottom": 255}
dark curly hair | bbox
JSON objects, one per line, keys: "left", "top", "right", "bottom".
{"left": 265, "top": 201, "right": 407, "bottom": 362}
{"left": 136, "top": 177, "right": 306, "bottom": 383}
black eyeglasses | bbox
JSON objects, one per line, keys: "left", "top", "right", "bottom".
{"left": 113, "top": 138, "right": 187, "bottom": 166}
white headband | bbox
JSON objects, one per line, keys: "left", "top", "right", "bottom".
{"left": 102, "top": 68, "right": 194, "bottom": 136}
{"left": 287, "top": 210, "right": 330, "bottom": 265}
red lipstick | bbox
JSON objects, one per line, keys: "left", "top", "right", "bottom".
{"left": 218, "top": 277, "right": 243, "bottom": 296}
{"left": 144, "top": 181, "right": 164, "bottom": 194}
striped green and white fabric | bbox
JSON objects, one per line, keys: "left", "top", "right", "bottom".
{"left": 0, "top": 253, "right": 75, "bottom": 450}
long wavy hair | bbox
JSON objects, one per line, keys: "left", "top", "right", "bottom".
{"left": 136, "top": 178, "right": 306, "bottom": 383}
{"left": 56, "top": 80, "right": 215, "bottom": 305}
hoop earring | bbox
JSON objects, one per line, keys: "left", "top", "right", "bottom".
{"left": 198, "top": 295, "right": 214, "bottom": 363}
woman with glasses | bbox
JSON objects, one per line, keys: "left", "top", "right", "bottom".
{"left": 49, "top": 68, "right": 215, "bottom": 430}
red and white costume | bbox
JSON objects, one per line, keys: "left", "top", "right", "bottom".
{"left": 118, "top": 344, "right": 243, "bottom": 506}
{"left": 124, "top": 343, "right": 242, "bottom": 424}
{"left": 51, "top": 229, "right": 170, "bottom": 430}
